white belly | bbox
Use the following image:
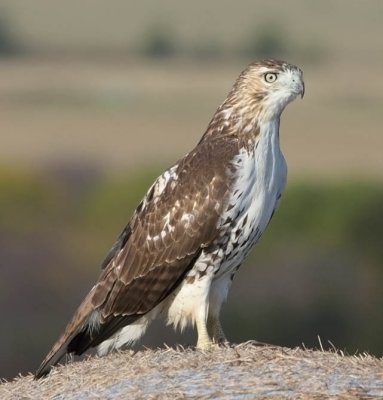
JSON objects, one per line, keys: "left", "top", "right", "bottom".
{"left": 166, "top": 120, "right": 287, "bottom": 329}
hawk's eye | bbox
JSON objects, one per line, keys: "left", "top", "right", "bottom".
{"left": 264, "top": 73, "right": 278, "bottom": 83}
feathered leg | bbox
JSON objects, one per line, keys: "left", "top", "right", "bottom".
{"left": 195, "top": 306, "right": 214, "bottom": 350}
{"left": 206, "top": 273, "right": 233, "bottom": 345}
{"left": 207, "top": 313, "right": 228, "bottom": 344}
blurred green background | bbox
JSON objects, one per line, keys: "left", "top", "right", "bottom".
{"left": 1, "top": 0, "right": 383, "bottom": 380}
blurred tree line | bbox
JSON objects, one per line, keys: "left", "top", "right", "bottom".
{"left": 0, "top": 12, "right": 322, "bottom": 63}
{"left": 1, "top": 165, "right": 383, "bottom": 379}
{"left": 105, "top": 21, "right": 323, "bottom": 62}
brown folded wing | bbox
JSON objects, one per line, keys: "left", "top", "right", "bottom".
{"left": 35, "top": 136, "right": 239, "bottom": 377}
{"left": 91, "top": 136, "right": 239, "bottom": 322}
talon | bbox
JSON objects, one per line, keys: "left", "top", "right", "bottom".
{"left": 196, "top": 341, "right": 220, "bottom": 351}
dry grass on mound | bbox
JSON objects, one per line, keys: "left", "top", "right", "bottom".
{"left": 1, "top": 342, "right": 383, "bottom": 399}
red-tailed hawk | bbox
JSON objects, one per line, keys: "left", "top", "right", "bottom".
{"left": 35, "top": 59, "right": 304, "bottom": 378}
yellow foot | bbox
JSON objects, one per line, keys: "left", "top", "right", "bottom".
{"left": 215, "top": 339, "right": 230, "bottom": 347}
{"left": 196, "top": 341, "right": 220, "bottom": 352}
{"left": 212, "top": 334, "right": 229, "bottom": 345}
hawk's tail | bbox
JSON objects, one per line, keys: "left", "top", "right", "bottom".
{"left": 34, "top": 294, "right": 96, "bottom": 379}
{"left": 35, "top": 295, "right": 136, "bottom": 378}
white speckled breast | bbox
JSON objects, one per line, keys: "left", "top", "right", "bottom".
{"left": 215, "top": 118, "right": 287, "bottom": 277}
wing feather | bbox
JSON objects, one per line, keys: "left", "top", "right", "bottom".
{"left": 93, "top": 136, "right": 239, "bottom": 322}
{"left": 35, "top": 136, "right": 240, "bottom": 378}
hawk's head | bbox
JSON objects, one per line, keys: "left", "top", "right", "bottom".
{"left": 230, "top": 59, "right": 304, "bottom": 120}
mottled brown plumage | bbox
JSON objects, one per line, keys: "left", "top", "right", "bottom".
{"left": 36, "top": 136, "right": 239, "bottom": 377}
{"left": 92, "top": 136, "right": 238, "bottom": 318}
{"left": 35, "top": 59, "right": 304, "bottom": 378}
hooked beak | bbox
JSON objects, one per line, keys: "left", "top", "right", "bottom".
{"left": 300, "top": 81, "right": 305, "bottom": 99}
